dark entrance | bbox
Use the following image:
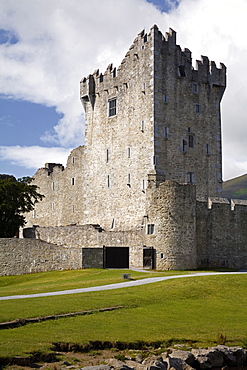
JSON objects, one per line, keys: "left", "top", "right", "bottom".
{"left": 143, "top": 247, "right": 155, "bottom": 269}
{"left": 103, "top": 246, "right": 129, "bottom": 268}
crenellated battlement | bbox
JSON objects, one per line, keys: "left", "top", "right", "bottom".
{"left": 197, "top": 196, "right": 247, "bottom": 211}
{"left": 80, "top": 25, "right": 226, "bottom": 111}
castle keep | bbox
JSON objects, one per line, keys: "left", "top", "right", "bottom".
{"left": 19, "top": 25, "right": 247, "bottom": 273}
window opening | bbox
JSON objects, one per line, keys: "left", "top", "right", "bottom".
{"left": 107, "top": 175, "right": 110, "bottom": 188}
{"left": 52, "top": 202, "right": 55, "bottom": 211}
{"left": 178, "top": 65, "right": 186, "bottom": 77}
{"left": 187, "top": 172, "right": 195, "bottom": 184}
{"left": 195, "top": 104, "right": 201, "bottom": 113}
{"left": 153, "top": 155, "right": 158, "bottom": 166}
{"left": 108, "top": 98, "right": 117, "bottom": 117}
{"left": 164, "top": 127, "right": 169, "bottom": 138}
{"left": 72, "top": 156, "right": 75, "bottom": 164}
{"left": 141, "top": 120, "right": 145, "bottom": 132}
{"left": 52, "top": 182, "right": 55, "bottom": 190}
{"left": 127, "top": 147, "right": 131, "bottom": 158}
{"left": 106, "top": 149, "right": 109, "bottom": 163}
{"left": 188, "top": 134, "right": 194, "bottom": 148}
{"left": 182, "top": 139, "right": 187, "bottom": 152}
{"left": 111, "top": 218, "right": 115, "bottom": 229}
{"left": 71, "top": 177, "right": 75, "bottom": 185}
{"left": 127, "top": 173, "right": 131, "bottom": 186}
{"left": 147, "top": 224, "right": 155, "bottom": 235}
{"left": 99, "top": 74, "right": 103, "bottom": 82}
{"left": 163, "top": 94, "right": 168, "bottom": 103}
{"left": 192, "top": 83, "right": 199, "bottom": 93}
{"left": 142, "top": 179, "right": 145, "bottom": 192}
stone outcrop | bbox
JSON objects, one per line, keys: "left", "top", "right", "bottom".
{"left": 101, "top": 347, "right": 247, "bottom": 370}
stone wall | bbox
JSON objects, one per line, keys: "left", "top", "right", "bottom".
{"left": 145, "top": 179, "right": 197, "bottom": 270}
{"left": 25, "top": 146, "right": 85, "bottom": 228}
{"left": 196, "top": 198, "right": 247, "bottom": 269}
{"left": 0, "top": 238, "right": 82, "bottom": 276}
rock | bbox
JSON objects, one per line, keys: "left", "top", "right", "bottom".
{"left": 166, "top": 357, "right": 194, "bottom": 370}
{"left": 191, "top": 348, "right": 224, "bottom": 369}
{"left": 215, "top": 345, "right": 247, "bottom": 366}
{"left": 142, "top": 356, "right": 168, "bottom": 370}
{"left": 79, "top": 366, "right": 112, "bottom": 370}
{"left": 168, "top": 349, "right": 196, "bottom": 367}
{"left": 105, "top": 359, "right": 134, "bottom": 370}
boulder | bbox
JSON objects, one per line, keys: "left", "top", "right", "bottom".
{"left": 168, "top": 349, "right": 196, "bottom": 367}
{"left": 191, "top": 348, "right": 224, "bottom": 369}
{"left": 166, "top": 356, "right": 195, "bottom": 370}
{"left": 142, "top": 356, "right": 168, "bottom": 370}
{"left": 215, "top": 345, "right": 247, "bottom": 366}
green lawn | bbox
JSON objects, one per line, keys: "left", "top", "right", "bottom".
{"left": 0, "top": 270, "right": 246, "bottom": 359}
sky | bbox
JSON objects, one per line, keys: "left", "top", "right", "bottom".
{"left": 0, "top": 0, "right": 247, "bottom": 181}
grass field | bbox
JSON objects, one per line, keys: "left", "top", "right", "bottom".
{"left": 0, "top": 269, "right": 246, "bottom": 359}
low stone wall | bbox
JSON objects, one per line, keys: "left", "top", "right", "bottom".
{"left": 0, "top": 238, "right": 82, "bottom": 276}
{"left": 196, "top": 199, "right": 247, "bottom": 269}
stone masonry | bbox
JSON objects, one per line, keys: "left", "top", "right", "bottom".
{"left": 10, "top": 25, "right": 246, "bottom": 274}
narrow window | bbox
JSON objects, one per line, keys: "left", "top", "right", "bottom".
{"left": 178, "top": 65, "right": 186, "bottom": 77}
{"left": 52, "top": 182, "right": 55, "bottom": 190}
{"left": 142, "top": 179, "right": 145, "bottom": 192}
{"left": 72, "top": 205, "right": 75, "bottom": 213}
{"left": 187, "top": 172, "right": 195, "bottom": 184}
{"left": 127, "top": 173, "right": 131, "bottom": 186}
{"left": 127, "top": 147, "right": 131, "bottom": 158}
{"left": 183, "top": 139, "right": 187, "bottom": 152}
{"left": 192, "top": 83, "right": 199, "bottom": 93}
{"left": 206, "top": 144, "right": 210, "bottom": 155}
{"left": 143, "top": 34, "right": 147, "bottom": 43}
{"left": 188, "top": 127, "right": 191, "bottom": 133}
{"left": 188, "top": 134, "right": 194, "bottom": 148}
{"left": 194, "top": 104, "right": 201, "bottom": 113}
{"left": 147, "top": 224, "right": 155, "bottom": 235}
{"left": 112, "top": 68, "right": 116, "bottom": 78}
{"left": 107, "top": 175, "right": 110, "bottom": 188}
{"left": 161, "top": 253, "right": 164, "bottom": 259}
{"left": 141, "top": 120, "right": 145, "bottom": 132}
{"left": 71, "top": 177, "right": 75, "bottom": 185}
{"left": 72, "top": 156, "right": 75, "bottom": 164}
{"left": 163, "top": 94, "right": 168, "bottom": 103}
{"left": 164, "top": 127, "right": 169, "bottom": 138}
{"left": 142, "top": 83, "right": 146, "bottom": 92}
{"left": 52, "top": 202, "right": 55, "bottom": 211}
{"left": 153, "top": 155, "right": 158, "bottom": 166}
{"left": 32, "top": 210, "right": 36, "bottom": 218}
{"left": 99, "top": 74, "right": 104, "bottom": 82}
{"left": 111, "top": 218, "right": 115, "bottom": 229}
{"left": 108, "top": 98, "right": 117, "bottom": 117}
{"left": 106, "top": 149, "right": 109, "bottom": 163}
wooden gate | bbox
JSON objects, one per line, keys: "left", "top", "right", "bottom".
{"left": 143, "top": 247, "right": 155, "bottom": 269}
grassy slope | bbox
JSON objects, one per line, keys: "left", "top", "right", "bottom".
{"left": 223, "top": 173, "right": 247, "bottom": 199}
{"left": 0, "top": 270, "right": 246, "bottom": 357}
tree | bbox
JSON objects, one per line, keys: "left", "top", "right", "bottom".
{"left": 0, "top": 175, "right": 44, "bottom": 238}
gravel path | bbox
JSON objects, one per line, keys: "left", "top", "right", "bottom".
{"left": 0, "top": 271, "right": 246, "bottom": 301}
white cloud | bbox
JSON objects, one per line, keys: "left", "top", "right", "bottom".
{"left": 1, "top": 0, "right": 247, "bottom": 179}
{"left": 0, "top": 146, "right": 72, "bottom": 169}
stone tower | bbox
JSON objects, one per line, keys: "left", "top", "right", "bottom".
{"left": 80, "top": 25, "right": 226, "bottom": 231}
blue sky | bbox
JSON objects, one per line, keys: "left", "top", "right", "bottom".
{"left": 1, "top": 0, "right": 247, "bottom": 180}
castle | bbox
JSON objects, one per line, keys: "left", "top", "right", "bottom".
{"left": 21, "top": 25, "right": 247, "bottom": 272}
